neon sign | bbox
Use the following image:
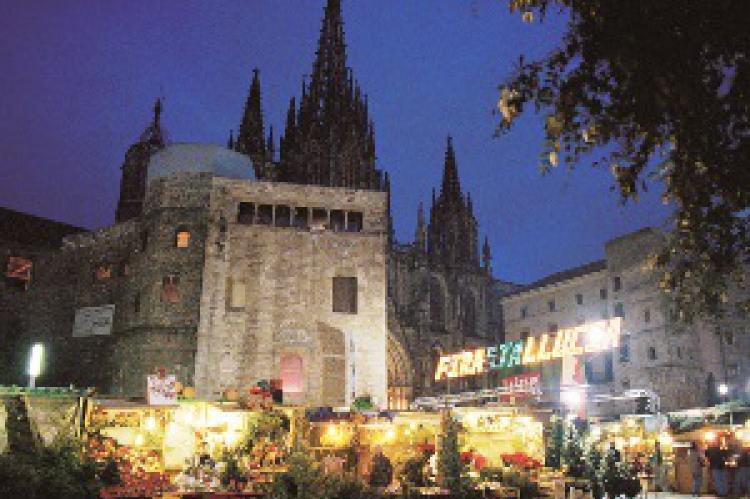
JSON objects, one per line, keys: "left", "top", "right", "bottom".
{"left": 435, "top": 318, "right": 621, "bottom": 380}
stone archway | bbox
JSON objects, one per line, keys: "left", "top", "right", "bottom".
{"left": 387, "top": 323, "right": 414, "bottom": 410}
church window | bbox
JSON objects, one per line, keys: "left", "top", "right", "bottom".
{"left": 275, "top": 205, "right": 291, "bottom": 227}
{"left": 330, "top": 210, "right": 345, "bottom": 232}
{"left": 548, "top": 299, "right": 556, "bottom": 312}
{"left": 600, "top": 288, "right": 607, "bottom": 300}
{"left": 461, "top": 291, "right": 476, "bottom": 337}
{"left": 175, "top": 228, "right": 191, "bottom": 248}
{"left": 5, "top": 256, "right": 32, "bottom": 290}
{"left": 332, "top": 276, "right": 357, "bottom": 314}
{"left": 161, "top": 274, "right": 180, "bottom": 303}
{"left": 430, "top": 278, "right": 446, "bottom": 329}
{"left": 613, "top": 276, "right": 622, "bottom": 291}
{"left": 575, "top": 293, "right": 583, "bottom": 305}
{"left": 238, "top": 202, "right": 254, "bottom": 224}
{"left": 257, "top": 205, "right": 273, "bottom": 225}
{"left": 346, "top": 211, "right": 363, "bottom": 232}
{"left": 293, "top": 207, "right": 309, "bottom": 229}
{"left": 648, "top": 346, "right": 657, "bottom": 360}
{"left": 95, "top": 264, "right": 112, "bottom": 281}
{"left": 280, "top": 354, "right": 303, "bottom": 393}
{"left": 520, "top": 305, "right": 528, "bottom": 319}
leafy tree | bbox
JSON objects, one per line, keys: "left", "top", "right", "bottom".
{"left": 438, "top": 411, "right": 463, "bottom": 494}
{"left": 497, "top": 0, "right": 750, "bottom": 319}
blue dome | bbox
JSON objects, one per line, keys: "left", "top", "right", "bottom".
{"left": 148, "top": 143, "right": 256, "bottom": 184}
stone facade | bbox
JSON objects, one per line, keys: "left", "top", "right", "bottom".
{"left": 502, "top": 228, "right": 749, "bottom": 414}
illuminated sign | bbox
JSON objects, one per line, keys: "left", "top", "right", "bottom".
{"left": 500, "top": 373, "right": 541, "bottom": 399}
{"left": 435, "top": 318, "right": 621, "bottom": 380}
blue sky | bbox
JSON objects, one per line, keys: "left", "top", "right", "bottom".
{"left": 0, "top": 0, "right": 672, "bottom": 283}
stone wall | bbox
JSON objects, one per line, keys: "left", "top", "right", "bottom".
{"left": 194, "top": 178, "right": 389, "bottom": 407}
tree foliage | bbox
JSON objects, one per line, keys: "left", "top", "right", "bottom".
{"left": 498, "top": 0, "right": 750, "bottom": 319}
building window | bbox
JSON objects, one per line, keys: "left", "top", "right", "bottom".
{"left": 95, "top": 264, "right": 112, "bottom": 281}
{"left": 600, "top": 288, "right": 607, "bottom": 300}
{"left": 175, "top": 229, "right": 191, "bottom": 248}
{"left": 161, "top": 275, "right": 180, "bottom": 303}
{"left": 311, "top": 208, "right": 328, "bottom": 230}
{"left": 520, "top": 330, "right": 529, "bottom": 342}
{"left": 293, "top": 207, "right": 309, "bottom": 230}
{"left": 346, "top": 212, "right": 363, "bottom": 232}
{"left": 614, "top": 302, "right": 624, "bottom": 318}
{"left": 576, "top": 293, "right": 583, "bottom": 305}
{"left": 548, "top": 300, "right": 556, "bottom": 312}
{"left": 332, "top": 276, "right": 357, "bottom": 314}
{"left": 330, "top": 210, "right": 346, "bottom": 232}
{"left": 280, "top": 354, "right": 303, "bottom": 393}
{"left": 227, "top": 278, "right": 246, "bottom": 310}
{"left": 275, "top": 205, "right": 291, "bottom": 227}
{"left": 238, "top": 202, "right": 255, "bottom": 224}
{"left": 644, "top": 308, "right": 651, "bottom": 323}
{"left": 134, "top": 292, "right": 141, "bottom": 314}
{"left": 548, "top": 323, "right": 558, "bottom": 333}
{"left": 520, "top": 305, "right": 528, "bottom": 319}
{"left": 619, "top": 334, "right": 630, "bottom": 363}
{"left": 257, "top": 205, "right": 273, "bottom": 225}
{"left": 727, "top": 363, "right": 739, "bottom": 377}
{"left": 5, "top": 256, "right": 33, "bottom": 290}
{"left": 676, "top": 346, "right": 683, "bottom": 359}
{"left": 648, "top": 346, "right": 657, "bottom": 361}
{"left": 622, "top": 378, "right": 631, "bottom": 390}
{"left": 613, "top": 276, "right": 622, "bottom": 292}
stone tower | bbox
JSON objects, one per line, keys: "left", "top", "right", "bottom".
{"left": 277, "top": 0, "right": 384, "bottom": 190}
{"left": 115, "top": 99, "right": 165, "bottom": 223}
{"left": 427, "top": 136, "right": 480, "bottom": 269}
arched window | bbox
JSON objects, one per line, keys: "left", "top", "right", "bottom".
{"left": 280, "top": 354, "right": 303, "bottom": 394}
{"left": 175, "top": 227, "right": 191, "bottom": 248}
{"left": 461, "top": 291, "right": 476, "bottom": 337}
{"left": 429, "top": 277, "right": 445, "bottom": 330}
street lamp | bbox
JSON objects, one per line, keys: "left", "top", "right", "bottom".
{"left": 27, "top": 343, "right": 44, "bottom": 389}
{"left": 718, "top": 383, "right": 729, "bottom": 396}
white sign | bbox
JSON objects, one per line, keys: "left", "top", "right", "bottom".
{"left": 147, "top": 374, "right": 178, "bottom": 405}
{"left": 72, "top": 305, "right": 115, "bottom": 337}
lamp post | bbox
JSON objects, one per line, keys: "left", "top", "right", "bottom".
{"left": 718, "top": 383, "right": 733, "bottom": 426}
{"left": 27, "top": 343, "right": 43, "bottom": 389}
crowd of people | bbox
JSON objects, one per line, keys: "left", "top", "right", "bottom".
{"left": 687, "top": 439, "right": 750, "bottom": 497}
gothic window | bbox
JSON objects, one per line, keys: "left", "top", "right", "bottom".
{"left": 238, "top": 202, "right": 255, "bottom": 224}
{"left": 161, "top": 274, "right": 180, "bottom": 303}
{"left": 330, "top": 210, "right": 345, "bottom": 232}
{"left": 520, "top": 305, "right": 528, "bottom": 319}
{"left": 648, "top": 346, "right": 657, "bottom": 361}
{"left": 293, "top": 207, "right": 309, "bottom": 230}
{"left": 257, "top": 205, "right": 273, "bottom": 225}
{"left": 95, "top": 264, "right": 112, "bottom": 281}
{"left": 332, "top": 276, "right": 357, "bottom": 314}
{"left": 5, "top": 256, "right": 32, "bottom": 290}
{"left": 346, "top": 211, "right": 363, "bottom": 232}
{"left": 175, "top": 228, "right": 191, "bottom": 248}
{"left": 613, "top": 276, "right": 622, "bottom": 292}
{"left": 460, "top": 291, "right": 476, "bottom": 337}
{"left": 275, "top": 205, "right": 292, "bottom": 227}
{"left": 280, "top": 354, "right": 303, "bottom": 393}
{"left": 429, "top": 277, "right": 446, "bottom": 330}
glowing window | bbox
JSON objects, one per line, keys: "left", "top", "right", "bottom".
{"left": 5, "top": 256, "right": 32, "bottom": 290}
{"left": 280, "top": 354, "right": 303, "bottom": 393}
{"left": 176, "top": 230, "right": 191, "bottom": 248}
{"left": 161, "top": 274, "right": 180, "bottom": 303}
{"left": 95, "top": 264, "right": 112, "bottom": 281}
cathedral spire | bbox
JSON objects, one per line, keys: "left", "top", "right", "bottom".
{"left": 440, "top": 136, "right": 461, "bottom": 201}
{"left": 237, "top": 67, "right": 266, "bottom": 176}
{"left": 482, "top": 236, "right": 492, "bottom": 275}
{"left": 415, "top": 201, "right": 426, "bottom": 251}
{"left": 267, "top": 125, "right": 275, "bottom": 162}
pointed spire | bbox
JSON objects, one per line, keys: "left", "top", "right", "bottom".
{"left": 267, "top": 125, "right": 275, "bottom": 162}
{"left": 415, "top": 201, "right": 426, "bottom": 251}
{"left": 139, "top": 97, "right": 165, "bottom": 147}
{"left": 482, "top": 236, "right": 492, "bottom": 275}
{"left": 237, "top": 67, "right": 266, "bottom": 173}
{"left": 440, "top": 135, "right": 461, "bottom": 200}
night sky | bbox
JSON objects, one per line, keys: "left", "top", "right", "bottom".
{"left": 0, "top": 0, "right": 671, "bottom": 284}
